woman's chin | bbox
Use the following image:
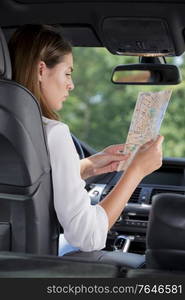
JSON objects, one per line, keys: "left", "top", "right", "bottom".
{"left": 53, "top": 99, "right": 65, "bottom": 111}
{"left": 56, "top": 102, "right": 63, "bottom": 111}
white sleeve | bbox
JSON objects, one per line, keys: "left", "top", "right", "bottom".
{"left": 47, "top": 123, "right": 108, "bottom": 251}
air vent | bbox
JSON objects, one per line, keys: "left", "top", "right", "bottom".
{"left": 129, "top": 187, "right": 141, "bottom": 203}
{"left": 150, "top": 188, "right": 185, "bottom": 204}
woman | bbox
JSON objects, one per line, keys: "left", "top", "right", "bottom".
{"left": 8, "top": 24, "right": 163, "bottom": 258}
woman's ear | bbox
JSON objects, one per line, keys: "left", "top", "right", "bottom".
{"left": 38, "top": 61, "right": 47, "bottom": 82}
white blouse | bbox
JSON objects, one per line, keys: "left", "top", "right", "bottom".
{"left": 42, "top": 117, "right": 108, "bottom": 252}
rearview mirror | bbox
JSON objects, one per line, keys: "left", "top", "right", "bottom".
{"left": 111, "top": 63, "right": 181, "bottom": 85}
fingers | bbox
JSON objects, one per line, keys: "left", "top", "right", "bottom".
{"left": 149, "top": 135, "right": 164, "bottom": 168}
{"left": 94, "top": 160, "right": 125, "bottom": 175}
{"left": 104, "top": 144, "right": 125, "bottom": 153}
{"left": 139, "top": 139, "right": 154, "bottom": 151}
{"left": 154, "top": 135, "right": 164, "bottom": 149}
{"left": 108, "top": 153, "right": 130, "bottom": 162}
{"left": 140, "top": 141, "right": 153, "bottom": 151}
{"left": 148, "top": 135, "right": 164, "bottom": 153}
{"left": 140, "top": 135, "right": 164, "bottom": 151}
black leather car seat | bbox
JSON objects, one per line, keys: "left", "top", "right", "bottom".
{"left": 146, "top": 193, "right": 185, "bottom": 270}
{"left": 0, "top": 27, "right": 60, "bottom": 255}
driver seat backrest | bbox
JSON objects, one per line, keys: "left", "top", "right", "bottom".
{"left": 0, "top": 27, "right": 60, "bottom": 255}
{"left": 146, "top": 193, "right": 185, "bottom": 270}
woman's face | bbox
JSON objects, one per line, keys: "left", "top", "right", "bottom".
{"left": 39, "top": 53, "right": 74, "bottom": 111}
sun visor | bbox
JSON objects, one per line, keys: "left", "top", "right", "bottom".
{"left": 101, "top": 17, "right": 175, "bottom": 56}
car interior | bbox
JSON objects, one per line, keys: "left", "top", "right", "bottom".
{"left": 0, "top": 0, "right": 185, "bottom": 278}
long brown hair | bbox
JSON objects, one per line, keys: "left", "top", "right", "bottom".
{"left": 8, "top": 24, "right": 72, "bottom": 120}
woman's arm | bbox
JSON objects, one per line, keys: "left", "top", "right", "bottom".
{"left": 80, "top": 144, "right": 129, "bottom": 179}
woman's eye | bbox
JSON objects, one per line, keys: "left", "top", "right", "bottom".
{"left": 66, "top": 73, "right": 71, "bottom": 76}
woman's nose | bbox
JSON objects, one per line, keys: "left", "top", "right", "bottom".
{"left": 68, "top": 79, "right": 74, "bottom": 91}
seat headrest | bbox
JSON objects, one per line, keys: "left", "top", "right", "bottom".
{"left": 147, "top": 193, "right": 185, "bottom": 250}
{"left": 0, "top": 28, "right": 12, "bottom": 80}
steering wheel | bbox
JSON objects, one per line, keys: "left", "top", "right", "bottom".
{"left": 71, "top": 134, "right": 85, "bottom": 159}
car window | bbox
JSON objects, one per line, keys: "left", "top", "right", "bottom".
{"left": 61, "top": 47, "right": 185, "bottom": 158}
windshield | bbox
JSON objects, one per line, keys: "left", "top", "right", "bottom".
{"left": 61, "top": 47, "right": 185, "bottom": 158}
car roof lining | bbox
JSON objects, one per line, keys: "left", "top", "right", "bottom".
{"left": 1, "top": 0, "right": 185, "bottom": 55}
{"left": 3, "top": 26, "right": 102, "bottom": 47}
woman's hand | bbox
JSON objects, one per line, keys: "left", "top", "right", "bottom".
{"left": 128, "top": 135, "right": 164, "bottom": 179}
{"left": 80, "top": 144, "right": 130, "bottom": 179}
{"left": 99, "top": 136, "right": 164, "bottom": 229}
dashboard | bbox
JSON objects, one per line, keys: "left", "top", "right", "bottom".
{"left": 86, "top": 157, "right": 185, "bottom": 254}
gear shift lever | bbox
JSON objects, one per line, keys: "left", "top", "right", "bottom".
{"left": 113, "top": 235, "right": 135, "bottom": 252}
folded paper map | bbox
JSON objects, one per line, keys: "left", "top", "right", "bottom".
{"left": 117, "top": 89, "right": 172, "bottom": 171}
